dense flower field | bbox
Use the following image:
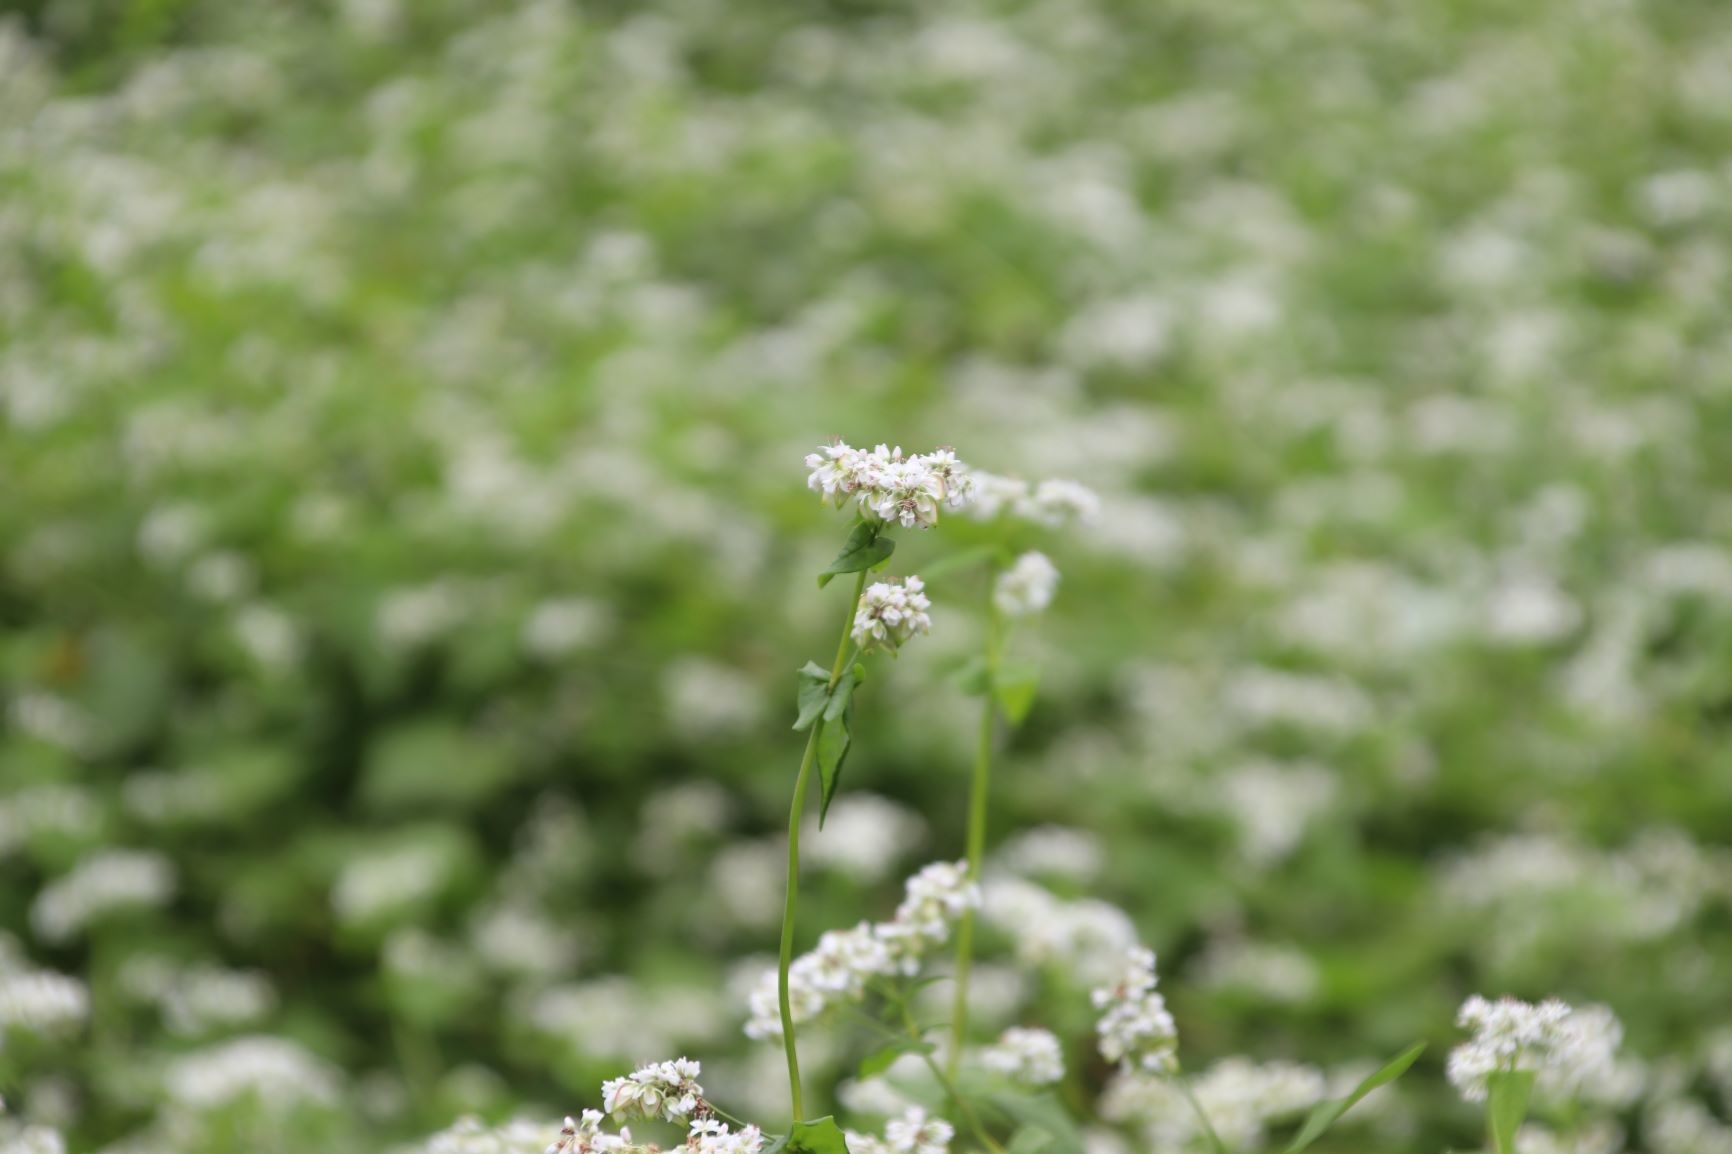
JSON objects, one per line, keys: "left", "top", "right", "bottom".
{"left": 4, "top": 0, "right": 1732, "bottom": 1151}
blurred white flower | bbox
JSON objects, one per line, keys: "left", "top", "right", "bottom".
{"left": 979, "top": 1026, "right": 1065, "bottom": 1086}
{"left": 1092, "top": 946, "right": 1178, "bottom": 1075}
{"left": 884, "top": 1108, "right": 954, "bottom": 1154}
{"left": 994, "top": 551, "right": 1060, "bottom": 618}
{"left": 165, "top": 1035, "right": 340, "bottom": 1112}
{"left": 30, "top": 850, "right": 175, "bottom": 944}
{"left": 1447, "top": 996, "right": 1621, "bottom": 1104}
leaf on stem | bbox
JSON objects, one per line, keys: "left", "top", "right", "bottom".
{"left": 816, "top": 697, "right": 853, "bottom": 826}
{"left": 993, "top": 659, "right": 1041, "bottom": 726}
{"left": 819, "top": 522, "right": 895, "bottom": 587}
{"left": 858, "top": 1037, "right": 936, "bottom": 1079}
{"left": 794, "top": 661, "right": 833, "bottom": 731}
{"left": 764, "top": 1116, "right": 852, "bottom": 1154}
{"left": 1281, "top": 1042, "right": 1425, "bottom": 1154}
{"left": 1487, "top": 1069, "right": 1535, "bottom": 1154}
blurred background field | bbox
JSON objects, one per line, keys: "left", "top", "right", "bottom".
{"left": 5, "top": 0, "right": 1732, "bottom": 1150}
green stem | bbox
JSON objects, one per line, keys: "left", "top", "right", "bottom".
{"left": 898, "top": 999, "right": 1006, "bottom": 1154}
{"left": 778, "top": 567, "right": 871, "bottom": 1123}
{"left": 948, "top": 597, "right": 1000, "bottom": 1079}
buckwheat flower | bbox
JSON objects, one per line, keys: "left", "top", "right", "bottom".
{"left": 845, "top": 1133, "right": 894, "bottom": 1154}
{"left": 548, "top": 1110, "right": 651, "bottom": 1154}
{"left": 803, "top": 442, "right": 973, "bottom": 526}
{"left": 885, "top": 1108, "right": 953, "bottom": 1154}
{"left": 965, "top": 473, "right": 1031, "bottom": 520}
{"left": 993, "top": 551, "right": 1060, "bottom": 618}
{"left": 1023, "top": 480, "right": 1100, "bottom": 527}
{"left": 864, "top": 453, "right": 947, "bottom": 529}
{"left": 852, "top": 577, "right": 933, "bottom": 652}
{"left": 744, "top": 922, "right": 895, "bottom": 1039}
{"left": 0, "top": 969, "right": 89, "bottom": 1040}
{"left": 889, "top": 860, "right": 980, "bottom": 947}
{"left": 1093, "top": 947, "right": 1179, "bottom": 1075}
{"left": 423, "top": 1115, "right": 556, "bottom": 1154}
{"left": 1447, "top": 996, "right": 1616, "bottom": 1103}
{"left": 805, "top": 441, "right": 878, "bottom": 509}
{"left": 601, "top": 1058, "right": 704, "bottom": 1123}
{"left": 685, "top": 1119, "right": 765, "bottom": 1154}
{"left": 980, "top": 1026, "right": 1065, "bottom": 1087}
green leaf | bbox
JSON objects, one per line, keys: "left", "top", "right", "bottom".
{"left": 784, "top": 1116, "right": 851, "bottom": 1154}
{"left": 1487, "top": 1069, "right": 1535, "bottom": 1154}
{"left": 816, "top": 698, "right": 852, "bottom": 826}
{"left": 1006, "top": 1128, "right": 1053, "bottom": 1154}
{"left": 858, "top": 1037, "right": 935, "bottom": 1079}
{"left": 793, "top": 661, "right": 832, "bottom": 731}
{"left": 993, "top": 659, "right": 1041, "bottom": 726}
{"left": 824, "top": 664, "right": 860, "bottom": 724}
{"left": 818, "top": 522, "right": 895, "bottom": 587}
{"left": 977, "top": 1090, "right": 1085, "bottom": 1154}
{"left": 1282, "top": 1042, "right": 1426, "bottom": 1154}
{"left": 951, "top": 656, "right": 992, "bottom": 696}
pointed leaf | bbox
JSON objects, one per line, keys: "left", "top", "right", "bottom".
{"left": 951, "top": 656, "right": 992, "bottom": 696}
{"left": 819, "top": 523, "right": 895, "bottom": 587}
{"left": 1006, "top": 1129, "right": 1053, "bottom": 1154}
{"left": 977, "top": 1089, "right": 1084, "bottom": 1154}
{"left": 1488, "top": 1069, "right": 1535, "bottom": 1154}
{"left": 993, "top": 659, "right": 1041, "bottom": 726}
{"left": 816, "top": 699, "right": 852, "bottom": 826}
{"left": 1282, "top": 1042, "right": 1426, "bottom": 1154}
{"left": 785, "top": 1116, "right": 852, "bottom": 1154}
{"left": 793, "top": 661, "right": 832, "bottom": 731}
{"left": 858, "top": 1037, "right": 935, "bottom": 1079}
{"left": 824, "top": 665, "right": 860, "bottom": 724}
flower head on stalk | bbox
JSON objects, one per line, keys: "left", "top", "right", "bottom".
{"left": 804, "top": 442, "right": 975, "bottom": 529}
{"left": 745, "top": 861, "right": 980, "bottom": 1039}
{"left": 979, "top": 1026, "right": 1066, "bottom": 1087}
{"left": 1093, "top": 946, "right": 1179, "bottom": 1075}
{"left": 1446, "top": 996, "right": 1622, "bottom": 1103}
{"left": 993, "top": 551, "right": 1060, "bottom": 618}
{"left": 852, "top": 577, "right": 933, "bottom": 652}
{"left": 601, "top": 1058, "right": 705, "bottom": 1123}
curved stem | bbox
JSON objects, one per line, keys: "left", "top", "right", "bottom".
{"left": 898, "top": 999, "right": 1006, "bottom": 1154}
{"left": 948, "top": 598, "right": 1001, "bottom": 1078}
{"left": 778, "top": 567, "right": 871, "bottom": 1123}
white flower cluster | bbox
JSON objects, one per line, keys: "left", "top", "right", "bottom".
{"left": 685, "top": 1119, "right": 765, "bottom": 1154}
{"left": 547, "top": 1110, "right": 651, "bottom": 1154}
{"left": 1093, "top": 947, "right": 1179, "bottom": 1075}
{"left": 968, "top": 474, "right": 1099, "bottom": 527}
{"left": 1101, "top": 1057, "right": 1325, "bottom": 1151}
{"left": 852, "top": 577, "right": 933, "bottom": 652}
{"left": 979, "top": 1026, "right": 1065, "bottom": 1086}
{"left": 601, "top": 1057, "right": 704, "bottom": 1122}
{"left": 847, "top": 1108, "right": 955, "bottom": 1154}
{"left": 805, "top": 442, "right": 975, "bottom": 529}
{"left": 0, "top": 960, "right": 89, "bottom": 1042}
{"left": 993, "top": 551, "right": 1060, "bottom": 618}
{"left": 29, "top": 850, "right": 176, "bottom": 943}
{"left": 548, "top": 1063, "right": 762, "bottom": 1154}
{"left": 982, "top": 876, "right": 1138, "bottom": 986}
{"left": 744, "top": 861, "right": 980, "bottom": 1039}
{"left": 164, "top": 1035, "right": 341, "bottom": 1112}
{"left": 1447, "top": 996, "right": 1622, "bottom": 1103}
{"left": 424, "top": 1115, "right": 557, "bottom": 1154}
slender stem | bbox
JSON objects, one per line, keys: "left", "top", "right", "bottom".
{"left": 897, "top": 999, "right": 1007, "bottom": 1154}
{"left": 778, "top": 567, "right": 871, "bottom": 1123}
{"left": 948, "top": 596, "right": 1001, "bottom": 1078}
